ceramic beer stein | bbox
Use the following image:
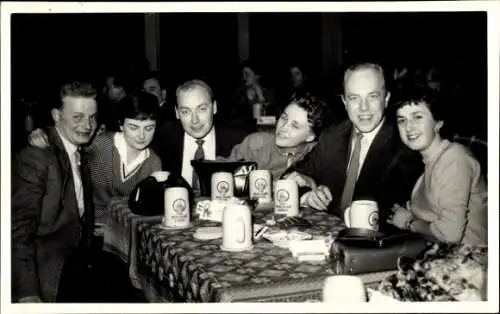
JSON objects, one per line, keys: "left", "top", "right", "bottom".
{"left": 163, "top": 187, "right": 191, "bottom": 229}
{"left": 221, "top": 204, "right": 253, "bottom": 251}
{"left": 344, "top": 200, "right": 379, "bottom": 231}
{"left": 248, "top": 170, "right": 272, "bottom": 203}
{"left": 274, "top": 179, "right": 299, "bottom": 216}
{"left": 211, "top": 171, "right": 234, "bottom": 201}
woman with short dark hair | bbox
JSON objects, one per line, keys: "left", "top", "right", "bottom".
{"left": 388, "top": 86, "right": 487, "bottom": 246}
{"left": 28, "top": 91, "right": 163, "bottom": 224}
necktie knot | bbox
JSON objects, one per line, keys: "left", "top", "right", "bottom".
{"left": 196, "top": 139, "right": 205, "bottom": 147}
{"left": 355, "top": 132, "right": 364, "bottom": 142}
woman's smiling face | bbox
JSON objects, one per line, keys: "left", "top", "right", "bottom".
{"left": 275, "top": 103, "right": 315, "bottom": 148}
{"left": 396, "top": 102, "right": 443, "bottom": 152}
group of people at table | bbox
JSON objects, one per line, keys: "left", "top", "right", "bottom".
{"left": 11, "top": 61, "right": 487, "bottom": 303}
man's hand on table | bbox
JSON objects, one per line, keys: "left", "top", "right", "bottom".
{"left": 300, "top": 186, "right": 332, "bottom": 211}
{"left": 283, "top": 171, "right": 317, "bottom": 189}
{"left": 282, "top": 172, "right": 332, "bottom": 211}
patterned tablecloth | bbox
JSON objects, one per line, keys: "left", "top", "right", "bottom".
{"left": 103, "top": 198, "right": 163, "bottom": 288}
{"left": 135, "top": 207, "right": 397, "bottom": 302}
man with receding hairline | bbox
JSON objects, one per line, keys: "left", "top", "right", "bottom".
{"left": 151, "top": 79, "right": 248, "bottom": 190}
{"left": 285, "top": 62, "right": 424, "bottom": 229}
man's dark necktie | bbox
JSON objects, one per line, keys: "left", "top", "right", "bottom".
{"left": 192, "top": 139, "right": 205, "bottom": 191}
{"left": 339, "top": 132, "right": 363, "bottom": 211}
{"left": 78, "top": 146, "right": 95, "bottom": 248}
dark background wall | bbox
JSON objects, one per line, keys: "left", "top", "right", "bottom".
{"left": 11, "top": 11, "right": 488, "bottom": 140}
{"left": 341, "top": 12, "right": 487, "bottom": 138}
{"left": 11, "top": 13, "right": 146, "bottom": 99}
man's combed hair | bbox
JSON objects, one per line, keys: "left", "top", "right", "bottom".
{"left": 290, "top": 93, "right": 329, "bottom": 137}
{"left": 343, "top": 62, "right": 387, "bottom": 91}
{"left": 175, "top": 79, "right": 214, "bottom": 106}
{"left": 59, "top": 81, "right": 97, "bottom": 99}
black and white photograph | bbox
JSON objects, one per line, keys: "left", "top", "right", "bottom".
{"left": 1, "top": 1, "right": 499, "bottom": 313}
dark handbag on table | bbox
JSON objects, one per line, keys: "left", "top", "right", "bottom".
{"left": 191, "top": 160, "right": 257, "bottom": 198}
{"left": 128, "top": 172, "right": 193, "bottom": 216}
{"left": 329, "top": 227, "right": 428, "bottom": 275}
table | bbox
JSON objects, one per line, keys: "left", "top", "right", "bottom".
{"left": 103, "top": 198, "right": 163, "bottom": 288}
{"left": 134, "top": 207, "right": 397, "bottom": 302}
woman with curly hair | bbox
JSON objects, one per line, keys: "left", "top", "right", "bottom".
{"left": 223, "top": 93, "right": 330, "bottom": 180}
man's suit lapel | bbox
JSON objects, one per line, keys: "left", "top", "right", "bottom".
{"left": 48, "top": 127, "right": 94, "bottom": 247}
{"left": 79, "top": 148, "right": 94, "bottom": 248}
{"left": 47, "top": 128, "right": 79, "bottom": 217}
{"left": 337, "top": 122, "right": 354, "bottom": 185}
{"left": 176, "top": 123, "right": 185, "bottom": 172}
{"left": 357, "top": 122, "right": 394, "bottom": 182}
{"left": 215, "top": 126, "right": 224, "bottom": 156}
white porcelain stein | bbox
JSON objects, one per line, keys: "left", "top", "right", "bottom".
{"left": 248, "top": 169, "right": 272, "bottom": 203}
{"left": 344, "top": 200, "right": 379, "bottom": 231}
{"left": 221, "top": 204, "right": 253, "bottom": 251}
{"left": 274, "top": 179, "right": 299, "bottom": 216}
{"left": 164, "top": 187, "right": 190, "bottom": 228}
{"left": 211, "top": 171, "right": 234, "bottom": 202}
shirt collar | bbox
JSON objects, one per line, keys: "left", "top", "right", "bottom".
{"left": 354, "top": 118, "right": 385, "bottom": 142}
{"left": 185, "top": 125, "right": 215, "bottom": 144}
{"left": 55, "top": 127, "right": 78, "bottom": 157}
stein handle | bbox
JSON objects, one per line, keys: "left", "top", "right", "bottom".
{"left": 237, "top": 218, "right": 246, "bottom": 244}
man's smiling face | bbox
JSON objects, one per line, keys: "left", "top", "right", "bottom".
{"left": 342, "top": 67, "right": 390, "bottom": 133}
{"left": 175, "top": 86, "right": 217, "bottom": 139}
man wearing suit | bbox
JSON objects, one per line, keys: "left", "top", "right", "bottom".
{"left": 151, "top": 79, "right": 248, "bottom": 188}
{"left": 11, "top": 82, "right": 98, "bottom": 302}
{"left": 286, "top": 63, "right": 424, "bottom": 228}
{"left": 12, "top": 81, "right": 141, "bottom": 303}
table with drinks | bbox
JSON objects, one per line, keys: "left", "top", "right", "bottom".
{"left": 134, "top": 206, "right": 398, "bottom": 302}
{"left": 104, "top": 167, "right": 406, "bottom": 303}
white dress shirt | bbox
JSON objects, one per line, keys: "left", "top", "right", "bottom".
{"left": 348, "top": 120, "right": 385, "bottom": 178}
{"left": 56, "top": 128, "right": 84, "bottom": 216}
{"left": 181, "top": 127, "right": 216, "bottom": 185}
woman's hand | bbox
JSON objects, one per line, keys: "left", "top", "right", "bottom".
{"left": 387, "top": 202, "right": 413, "bottom": 229}
{"left": 28, "top": 128, "right": 49, "bottom": 148}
